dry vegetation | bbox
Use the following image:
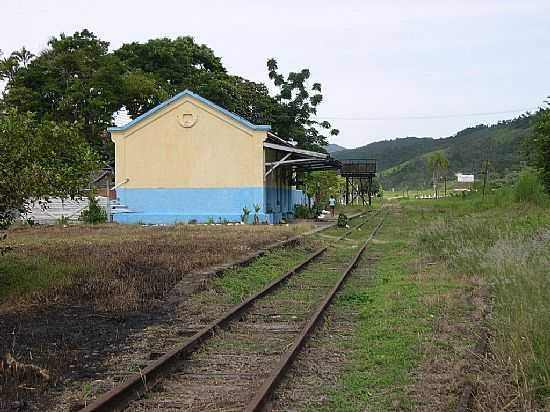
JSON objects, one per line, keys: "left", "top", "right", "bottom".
{"left": 0, "top": 222, "right": 311, "bottom": 411}
{"left": 1, "top": 222, "right": 311, "bottom": 312}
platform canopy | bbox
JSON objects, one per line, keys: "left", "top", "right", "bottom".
{"left": 264, "top": 133, "right": 341, "bottom": 177}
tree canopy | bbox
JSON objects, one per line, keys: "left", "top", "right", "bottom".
{"left": 266, "top": 58, "right": 339, "bottom": 151}
{"left": 0, "top": 110, "right": 99, "bottom": 229}
{"left": 531, "top": 102, "right": 550, "bottom": 193}
{"left": 1, "top": 30, "right": 337, "bottom": 162}
{"left": 301, "top": 170, "right": 345, "bottom": 208}
{"left": 1, "top": 30, "right": 126, "bottom": 158}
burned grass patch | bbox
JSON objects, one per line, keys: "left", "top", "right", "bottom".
{"left": 0, "top": 222, "right": 311, "bottom": 411}
{"left": 1, "top": 223, "right": 311, "bottom": 311}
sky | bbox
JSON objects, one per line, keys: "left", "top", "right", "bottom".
{"left": 1, "top": 0, "right": 549, "bottom": 148}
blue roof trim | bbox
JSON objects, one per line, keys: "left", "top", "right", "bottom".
{"left": 108, "top": 90, "right": 271, "bottom": 132}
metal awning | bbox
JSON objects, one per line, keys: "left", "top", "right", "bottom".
{"left": 264, "top": 134, "right": 341, "bottom": 176}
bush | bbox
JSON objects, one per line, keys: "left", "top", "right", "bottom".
{"left": 337, "top": 213, "right": 348, "bottom": 227}
{"left": 80, "top": 196, "right": 107, "bottom": 224}
{"left": 294, "top": 205, "right": 309, "bottom": 219}
{"left": 513, "top": 169, "right": 548, "bottom": 206}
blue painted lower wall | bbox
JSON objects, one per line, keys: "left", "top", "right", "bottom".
{"left": 292, "top": 189, "right": 308, "bottom": 207}
{"left": 115, "top": 187, "right": 271, "bottom": 224}
{"left": 114, "top": 187, "right": 310, "bottom": 225}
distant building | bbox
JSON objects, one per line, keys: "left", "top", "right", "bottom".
{"left": 456, "top": 173, "right": 475, "bottom": 183}
{"left": 108, "top": 90, "right": 337, "bottom": 224}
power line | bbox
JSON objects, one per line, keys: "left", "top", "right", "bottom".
{"left": 311, "top": 107, "right": 539, "bottom": 121}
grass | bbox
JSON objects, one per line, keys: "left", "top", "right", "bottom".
{"left": 211, "top": 213, "right": 373, "bottom": 305}
{"left": 211, "top": 244, "right": 320, "bottom": 304}
{"left": 0, "top": 255, "right": 71, "bottom": 300}
{"left": 415, "top": 193, "right": 550, "bottom": 410}
{"left": 305, "top": 181, "right": 549, "bottom": 411}
{"left": 306, "top": 205, "right": 470, "bottom": 411}
{"left": 0, "top": 222, "right": 312, "bottom": 312}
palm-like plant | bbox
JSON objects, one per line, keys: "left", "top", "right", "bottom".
{"left": 428, "top": 151, "right": 449, "bottom": 198}
{"left": 253, "top": 204, "right": 261, "bottom": 225}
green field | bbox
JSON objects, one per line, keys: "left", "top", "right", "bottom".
{"left": 306, "top": 187, "right": 550, "bottom": 411}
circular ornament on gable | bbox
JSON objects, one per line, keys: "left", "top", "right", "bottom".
{"left": 177, "top": 111, "right": 198, "bottom": 128}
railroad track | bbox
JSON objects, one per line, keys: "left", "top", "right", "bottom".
{"left": 81, "top": 211, "right": 385, "bottom": 412}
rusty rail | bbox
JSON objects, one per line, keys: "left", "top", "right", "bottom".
{"left": 244, "top": 214, "right": 386, "bottom": 412}
{"left": 80, "top": 211, "right": 374, "bottom": 412}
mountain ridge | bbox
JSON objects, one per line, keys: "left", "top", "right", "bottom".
{"left": 325, "top": 143, "right": 347, "bottom": 153}
{"left": 332, "top": 115, "right": 532, "bottom": 189}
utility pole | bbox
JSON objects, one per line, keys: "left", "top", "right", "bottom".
{"left": 105, "top": 169, "right": 112, "bottom": 223}
{"left": 482, "top": 159, "right": 489, "bottom": 201}
{"left": 345, "top": 177, "right": 349, "bottom": 205}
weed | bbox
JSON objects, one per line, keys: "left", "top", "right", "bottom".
{"left": 80, "top": 196, "right": 107, "bottom": 224}
{"left": 337, "top": 213, "right": 348, "bottom": 227}
{"left": 241, "top": 207, "right": 251, "bottom": 224}
{"left": 253, "top": 204, "right": 261, "bottom": 225}
{"left": 81, "top": 382, "right": 93, "bottom": 400}
{"left": 337, "top": 290, "right": 370, "bottom": 305}
{"left": 56, "top": 215, "right": 70, "bottom": 225}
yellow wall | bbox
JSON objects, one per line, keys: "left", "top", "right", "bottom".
{"left": 111, "top": 96, "right": 267, "bottom": 189}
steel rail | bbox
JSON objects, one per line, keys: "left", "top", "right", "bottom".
{"left": 244, "top": 213, "right": 386, "bottom": 412}
{"left": 80, "top": 212, "right": 374, "bottom": 412}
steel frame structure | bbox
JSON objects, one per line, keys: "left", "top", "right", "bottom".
{"left": 340, "top": 159, "right": 377, "bottom": 206}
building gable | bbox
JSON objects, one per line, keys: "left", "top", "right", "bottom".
{"left": 110, "top": 91, "right": 268, "bottom": 190}
{"left": 108, "top": 90, "right": 270, "bottom": 137}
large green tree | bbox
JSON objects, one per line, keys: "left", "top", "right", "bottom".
{"left": 267, "top": 58, "right": 339, "bottom": 151}
{"left": 2, "top": 30, "right": 126, "bottom": 156}
{"left": 113, "top": 36, "right": 226, "bottom": 117}
{"left": 531, "top": 101, "right": 550, "bottom": 193}
{"left": 2, "top": 31, "right": 338, "bottom": 161}
{"left": 0, "top": 110, "right": 99, "bottom": 229}
{"left": 114, "top": 39, "right": 296, "bottom": 142}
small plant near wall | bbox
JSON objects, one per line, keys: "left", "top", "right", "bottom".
{"left": 80, "top": 196, "right": 107, "bottom": 224}
{"left": 337, "top": 213, "right": 348, "bottom": 228}
{"left": 294, "top": 204, "right": 316, "bottom": 219}
{"left": 253, "top": 204, "right": 261, "bottom": 225}
{"left": 207, "top": 216, "right": 215, "bottom": 224}
{"left": 57, "top": 215, "right": 70, "bottom": 225}
{"left": 241, "top": 207, "right": 251, "bottom": 224}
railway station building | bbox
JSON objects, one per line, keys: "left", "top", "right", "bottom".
{"left": 108, "top": 90, "right": 339, "bottom": 224}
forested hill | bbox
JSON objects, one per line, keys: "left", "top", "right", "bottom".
{"left": 332, "top": 115, "right": 532, "bottom": 189}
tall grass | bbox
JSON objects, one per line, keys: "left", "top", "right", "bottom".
{"left": 513, "top": 169, "right": 549, "bottom": 206}
{"left": 416, "top": 191, "right": 550, "bottom": 410}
